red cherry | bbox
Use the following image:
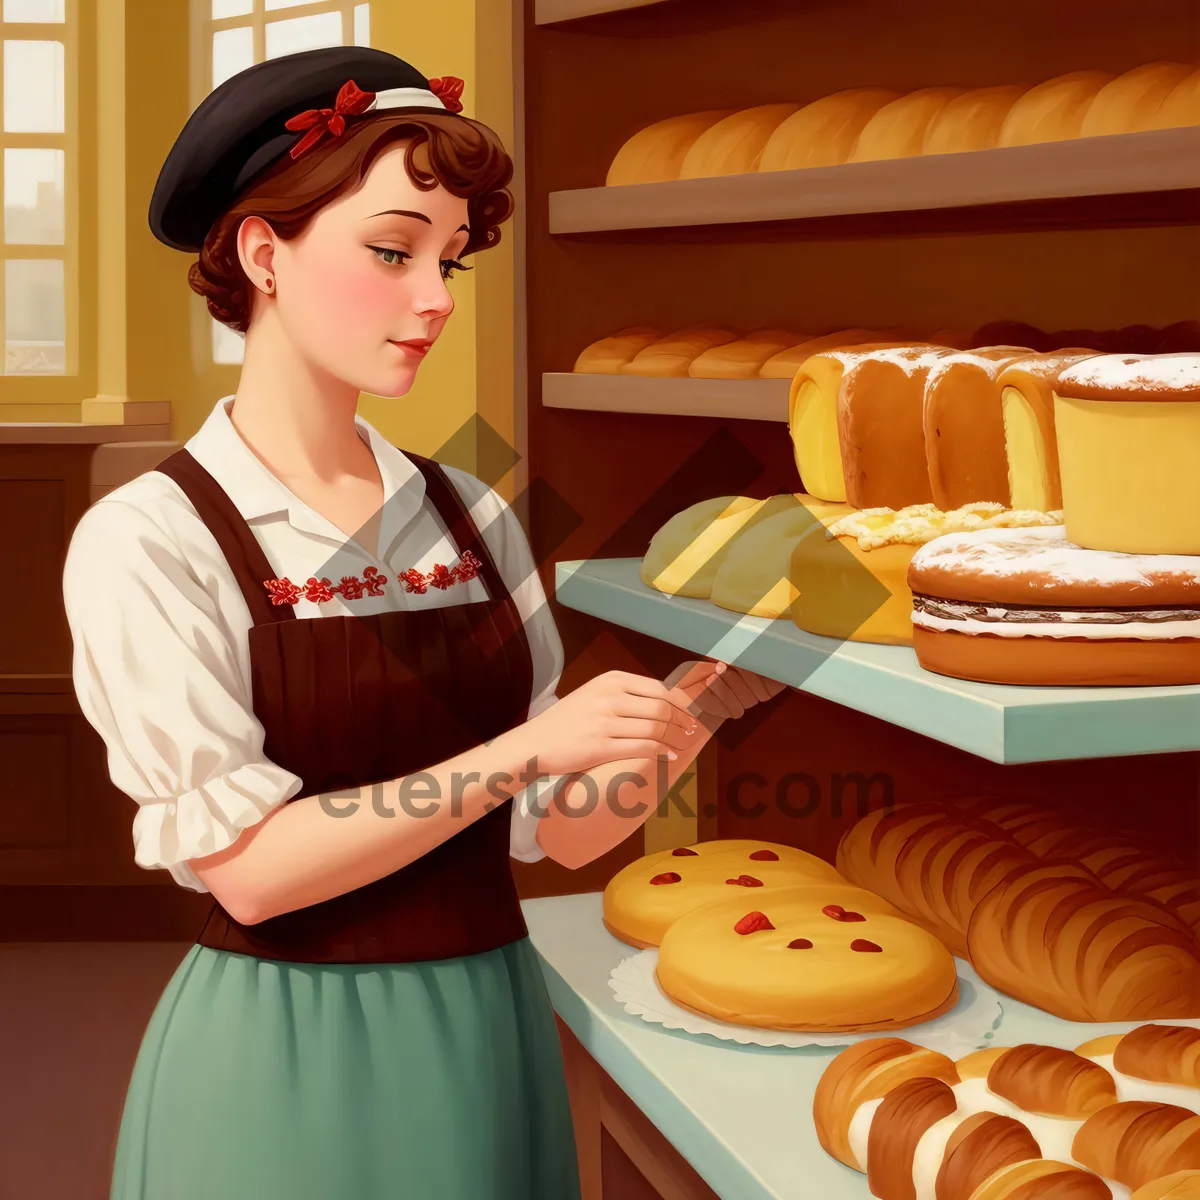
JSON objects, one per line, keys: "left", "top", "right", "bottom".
{"left": 851, "top": 939, "right": 883, "bottom": 953}
{"left": 734, "top": 911, "right": 775, "bottom": 935}
{"left": 787, "top": 938, "right": 814, "bottom": 949}
{"left": 822, "top": 904, "right": 845, "bottom": 919}
{"left": 672, "top": 847, "right": 699, "bottom": 857}
{"left": 748, "top": 849, "right": 779, "bottom": 861}
{"left": 725, "top": 874, "right": 764, "bottom": 887}
{"left": 649, "top": 872, "right": 681, "bottom": 885}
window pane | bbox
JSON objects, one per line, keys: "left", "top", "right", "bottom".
{"left": 5, "top": 258, "right": 64, "bottom": 375}
{"left": 4, "top": 148, "right": 64, "bottom": 244}
{"left": 212, "top": 25, "right": 254, "bottom": 90}
{"left": 265, "top": 11, "right": 343, "bottom": 58}
{"left": 3, "top": 0, "right": 64, "bottom": 20}
{"left": 211, "top": 0, "right": 253, "bottom": 16}
{"left": 212, "top": 318, "right": 244, "bottom": 365}
{"left": 3, "top": 41, "right": 65, "bottom": 133}
{"left": 354, "top": 3, "right": 369, "bottom": 46}
{"left": 264, "top": 0, "right": 324, "bottom": 8}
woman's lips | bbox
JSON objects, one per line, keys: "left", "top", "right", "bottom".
{"left": 389, "top": 338, "right": 432, "bottom": 357}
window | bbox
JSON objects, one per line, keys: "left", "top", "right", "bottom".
{"left": 1, "top": 0, "right": 73, "bottom": 376}
{"left": 192, "top": 0, "right": 370, "bottom": 367}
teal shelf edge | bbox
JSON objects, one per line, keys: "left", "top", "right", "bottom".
{"left": 554, "top": 557, "right": 1200, "bottom": 765}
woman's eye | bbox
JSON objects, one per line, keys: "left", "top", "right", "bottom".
{"left": 370, "top": 246, "right": 409, "bottom": 267}
{"left": 441, "top": 258, "right": 472, "bottom": 281}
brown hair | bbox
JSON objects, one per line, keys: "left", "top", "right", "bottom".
{"left": 189, "top": 112, "right": 514, "bottom": 333}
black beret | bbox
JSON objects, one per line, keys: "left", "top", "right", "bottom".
{"left": 150, "top": 46, "right": 451, "bottom": 253}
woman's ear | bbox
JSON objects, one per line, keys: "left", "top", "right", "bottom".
{"left": 237, "top": 215, "right": 277, "bottom": 296}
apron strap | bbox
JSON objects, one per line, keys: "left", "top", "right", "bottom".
{"left": 154, "top": 448, "right": 295, "bottom": 627}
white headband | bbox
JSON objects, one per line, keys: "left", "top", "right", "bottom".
{"left": 369, "top": 87, "right": 448, "bottom": 113}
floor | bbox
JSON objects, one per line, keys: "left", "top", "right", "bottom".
{"left": 0, "top": 942, "right": 190, "bottom": 1200}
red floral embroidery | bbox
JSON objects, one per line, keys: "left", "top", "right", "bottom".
{"left": 398, "top": 567, "right": 428, "bottom": 594}
{"left": 362, "top": 566, "right": 387, "bottom": 597}
{"left": 453, "top": 550, "right": 482, "bottom": 583}
{"left": 264, "top": 577, "right": 302, "bottom": 606}
{"left": 303, "top": 576, "right": 337, "bottom": 603}
{"left": 336, "top": 574, "right": 366, "bottom": 600}
{"left": 428, "top": 563, "right": 456, "bottom": 591}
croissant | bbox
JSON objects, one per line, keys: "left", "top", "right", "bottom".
{"left": 1073, "top": 1102, "right": 1200, "bottom": 1190}
{"left": 967, "top": 863, "right": 1200, "bottom": 1022}
{"left": 1077, "top": 1025, "right": 1200, "bottom": 1097}
{"left": 835, "top": 803, "right": 1033, "bottom": 956}
{"left": 1133, "top": 1171, "right": 1200, "bottom": 1200}
{"left": 967, "top": 1160, "right": 1111, "bottom": 1199}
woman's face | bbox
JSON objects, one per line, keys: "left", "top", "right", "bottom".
{"left": 259, "top": 140, "right": 470, "bottom": 398}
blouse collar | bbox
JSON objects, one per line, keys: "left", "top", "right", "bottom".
{"left": 184, "top": 396, "right": 429, "bottom": 561}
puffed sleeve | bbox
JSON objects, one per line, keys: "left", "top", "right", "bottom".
{"left": 63, "top": 496, "right": 304, "bottom": 892}
{"left": 444, "top": 468, "right": 564, "bottom": 863}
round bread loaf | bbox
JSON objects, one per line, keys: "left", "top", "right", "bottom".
{"left": 655, "top": 883, "right": 959, "bottom": 1031}
{"left": 603, "top": 840, "right": 843, "bottom": 948}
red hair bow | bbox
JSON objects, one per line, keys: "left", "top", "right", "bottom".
{"left": 285, "top": 79, "right": 377, "bottom": 160}
{"left": 429, "top": 76, "right": 465, "bottom": 114}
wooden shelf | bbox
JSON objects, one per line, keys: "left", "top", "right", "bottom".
{"left": 534, "top": 0, "right": 670, "bottom": 24}
{"left": 543, "top": 372, "right": 790, "bottom": 420}
{"left": 549, "top": 127, "right": 1200, "bottom": 235}
{"left": 554, "top": 557, "right": 1200, "bottom": 765}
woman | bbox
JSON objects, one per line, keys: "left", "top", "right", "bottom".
{"left": 64, "top": 46, "right": 784, "bottom": 1199}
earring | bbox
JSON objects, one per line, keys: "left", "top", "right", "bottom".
{"left": 264, "top": 276, "right": 275, "bottom": 293}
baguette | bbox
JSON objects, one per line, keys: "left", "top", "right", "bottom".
{"left": 621, "top": 325, "right": 738, "bottom": 377}
{"left": 967, "top": 864, "right": 1200, "bottom": 1023}
{"left": 1133, "top": 1171, "right": 1200, "bottom": 1200}
{"left": 1073, "top": 1102, "right": 1200, "bottom": 1189}
{"left": 573, "top": 326, "right": 663, "bottom": 373}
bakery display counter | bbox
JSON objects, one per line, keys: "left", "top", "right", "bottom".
{"left": 548, "top": 126, "right": 1200, "bottom": 235}
{"left": 542, "top": 373, "right": 789, "bottom": 421}
{"left": 534, "top": 0, "right": 669, "bottom": 24}
{"left": 554, "top": 557, "right": 1200, "bottom": 765}
{"left": 525, "top": 891, "right": 1150, "bottom": 1200}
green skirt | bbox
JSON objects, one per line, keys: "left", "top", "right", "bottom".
{"left": 111, "top": 938, "right": 581, "bottom": 1200}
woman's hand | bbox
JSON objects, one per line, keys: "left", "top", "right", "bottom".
{"left": 517, "top": 670, "right": 703, "bottom": 779}
{"left": 665, "top": 659, "right": 787, "bottom": 725}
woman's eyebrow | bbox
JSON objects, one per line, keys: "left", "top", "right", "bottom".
{"left": 366, "top": 209, "right": 432, "bottom": 223}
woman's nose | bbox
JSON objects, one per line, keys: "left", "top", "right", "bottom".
{"left": 412, "top": 265, "right": 454, "bottom": 319}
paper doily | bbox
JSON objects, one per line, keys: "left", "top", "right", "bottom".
{"left": 608, "top": 948, "right": 1004, "bottom": 1056}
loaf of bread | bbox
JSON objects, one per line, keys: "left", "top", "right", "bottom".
{"left": 688, "top": 329, "right": 806, "bottom": 379}
{"left": 998, "top": 71, "right": 1114, "bottom": 146}
{"left": 999, "top": 351, "right": 1100, "bottom": 510}
{"left": 923, "top": 347, "right": 1035, "bottom": 511}
{"left": 1080, "top": 62, "right": 1197, "bottom": 138}
{"left": 1074, "top": 1102, "right": 1200, "bottom": 1190}
{"left": 1076, "top": 1025, "right": 1200, "bottom": 1113}
{"left": 605, "top": 110, "right": 734, "bottom": 186}
{"left": 758, "top": 328, "right": 890, "bottom": 380}
{"left": 1133, "top": 1171, "right": 1200, "bottom": 1200}
{"left": 640, "top": 493, "right": 802, "bottom": 598}
{"left": 849, "top": 88, "right": 965, "bottom": 162}
{"left": 709, "top": 494, "right": 853, "bottom": 618}
{"left": 621, "top": 325, "right": 738, "bottom": 377}
{"left": 923, "top": 85, "right": 1027, "bottom": 155}
{"left": 573, "top": 326, "right": 664, "bottom": 373}
{"left": 1150, "top": 67, "right": 1200, "bottom": 130}
{"left": 835, "top": 803, "right": 1034, "bottom": 956}
{"left": 788, "top": 342, "right": 912, "bottom": 501}
{"left": 759, "top": 88, "right": 900, "bottom": 171}
{"left": 967, "top": 862, "right": 1200, "bottom": 1022}
{"left": 839, "top": 345, "right": 949, "bottom": 508}
{"left": 678, "top": 104, "right": 800, "bottom": 178}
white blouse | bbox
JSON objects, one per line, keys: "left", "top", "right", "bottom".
{"left": 63, "top": 397, "right": 560, "bottom": 892}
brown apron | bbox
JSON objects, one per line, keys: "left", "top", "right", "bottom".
{"left": 154, "top": 447, "right": 535, "bottom": 964}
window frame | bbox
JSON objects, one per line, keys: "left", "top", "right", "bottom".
{"left": 188, "top": 0, "right": 368, "bottom": 378}
{"left": 0, "top": 0, "right": 79, "bottom": 388}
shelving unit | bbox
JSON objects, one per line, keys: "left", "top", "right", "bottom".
{"left": 534, "top": 0, "right": 668, "bottom": 24}
{"left": 550, "top": 127, "right": 1200, "bottom": 235}
{"left": 520, "top": 2, "right": 1200, "bottom": 1196}
{"left": 543, "top": 373, "right": 790, "bottom": 421}
{"left": 555, "top": 557, "right": 1200, "bottom": 765}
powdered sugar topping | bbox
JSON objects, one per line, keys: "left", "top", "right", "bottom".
{"left": 1057, "top": 353, "right": 1200, "bottom": 397}
{"left": 828, "top": 503, "right": 1061, "bottom": 551}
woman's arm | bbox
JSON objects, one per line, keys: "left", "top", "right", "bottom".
{"left": 192, "top": 667, "right": 701, "bottom": 922}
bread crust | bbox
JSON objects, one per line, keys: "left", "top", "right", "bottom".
{"left": 1073, "top": 1101, "right": 1200, "bottom": 1189}
{"left": 934, "top": 1112, "right": 1041, "bottom": 1200}
{"left": 1055, "top": 353, "right": 1200, "bottom": 403}
{"left": 1132, "top": 1170, "right": 1200, "bottom": 1200}
{"left": 866, "top": 1077, "right": 957, "bottom": 1200}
